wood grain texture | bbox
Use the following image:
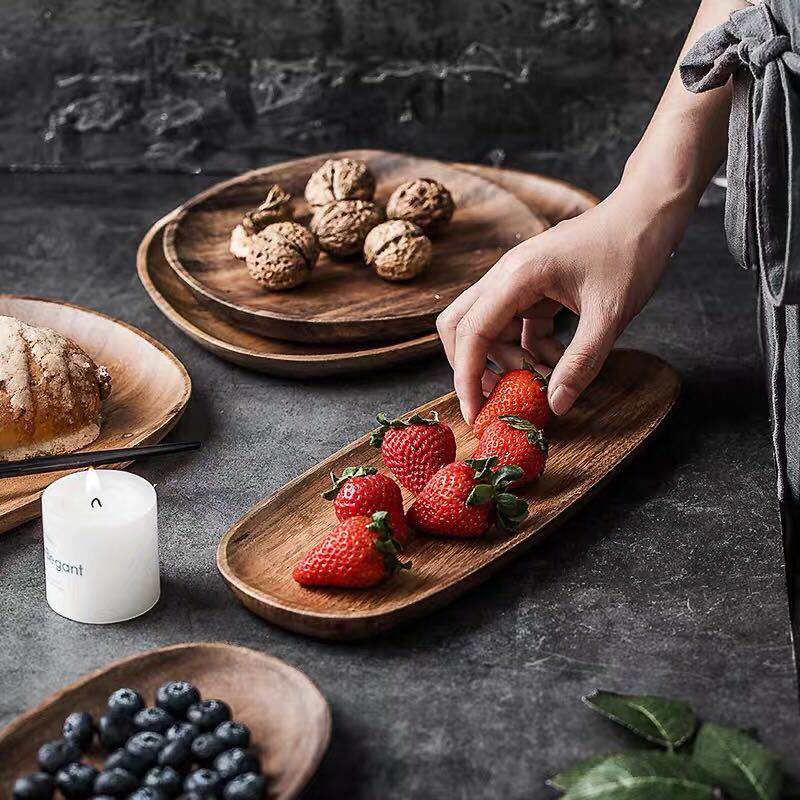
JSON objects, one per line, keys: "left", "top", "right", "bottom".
{"left": 0, "top": 643, "right": 330, "bottom": 800}
{"left": 218, "top": 349, "right": 680, "bottom": 640}
{"left": 163, "top": 150, "right": 547, "bottom": 343}
{"left": 0, "top": 296, "right": 191, "bottom": 534}
{"left": 141, "top": 164, "right": 596, "bottom": 376}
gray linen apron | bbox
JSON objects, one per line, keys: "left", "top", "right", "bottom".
{"left": 680, "top": 1, "right": 800, "bottom": 635}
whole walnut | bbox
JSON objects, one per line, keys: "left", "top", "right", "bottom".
{"left": 242, "top": 184, "right": 293, "bottom": 235}
{"left": 246, "top": 222, "right": 319, "bottom": 290}
{"left": 310, "top": 200, "right": 385, "bottom": 258}
{"left": 386, "top": 178, "right": 455, "bottom": 228}
{"left": 364, "top": 220, "right": 432, "bottom": 282}
{"left": 305, "top": 158, "right": 375, "bottom": 208}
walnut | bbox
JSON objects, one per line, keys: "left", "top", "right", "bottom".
{"left": 386, "top": 178, "right": 455, "bottom": 229}
{"left": 229, "top": 224, "right": 251, "bottom": 260}
{"left": 241, "top": 184, "right": 293, "bottom": 235}
{"left": 310, "top": 200, "right": 385, "bottom": 258}
{"left": 245, "top": 222, "right": 319, "bottom": 290}
{"left": 304, "top": 158, "right": 375, "bottom": 208}
{"left": 363, "top": 220, "right": 432, "bottom": 282}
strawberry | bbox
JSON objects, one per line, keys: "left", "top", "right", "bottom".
{"left": 370, "top": 410, "right": 456, "bottom": 494}
{"left": 473, "top": 361, "right": 552, "bottom": 438}
{"left": 472, "top": 415, "right": 548, "bottom": 488}
{"left": 293, "top": 511, "right": 410, "bottom": 589}
{"left": 322, "top": 465, "right": 409, "bottom": 543}
{"left": 406, "top": 457, "right": 528, "bottom": 538}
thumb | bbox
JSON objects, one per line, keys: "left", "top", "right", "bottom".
{"left": 547, "top": 306, "right": 618, "bottom": 416}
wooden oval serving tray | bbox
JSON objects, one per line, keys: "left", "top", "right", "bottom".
{"left": 0, "top": 296, "right": 191, "bottom": 534}
{"left": 218, "top": 349, "right": 679, "bottom": 640}
{"left": 163, "top": 149, "right": 547, "bottom": 343}
{"left": 0, "top": 642, "right": 330, "bottom": 800}
{"left": 141, "top": 214, "right": 441, "bottom": 378}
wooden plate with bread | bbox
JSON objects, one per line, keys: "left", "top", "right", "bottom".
{"left": 162, "top": 150, "right": 548, "bottom": 344}
{"left": 0, "top": 296, "right": 191, "bottom": 534}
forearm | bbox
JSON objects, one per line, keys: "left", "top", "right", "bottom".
{"left": 621, "top": 0, "right": 748, "bottom": 234}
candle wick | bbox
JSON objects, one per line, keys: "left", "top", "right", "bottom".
{"left": 91, "top": 498, "right": 102, "bottom": 509}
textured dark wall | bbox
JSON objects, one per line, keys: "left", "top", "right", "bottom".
{"left": 0, "top": 0, "right": 697, "bottom": 190}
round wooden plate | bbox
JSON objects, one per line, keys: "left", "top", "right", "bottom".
{"left": 140, "top": 213, "right": 442, "bottom": 378}
{"left": 163, "top": 150, "right": 548, "bottom": 343}
{"left": 0, "top": 642, "right": 330, "bottom": 800}
{"left": 0, "top": 296, "right": 191, "bottom": 534}
{"left": 217, "top": 350, "right": 679, "bottom": 640}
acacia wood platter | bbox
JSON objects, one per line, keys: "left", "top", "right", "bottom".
{"left": 0, "top": 643, "right": 330, "bottom": 800}
{"left": 140, "top": 164, "right": 597, "bottom": 376}
{"left": 0, "top": 296, "right": 191, "bottom": 534}
{"left": 163, "top": 149, "right": 548, "bottom": 343}
{"left": 218, "top": 349, "right": 680, "bottom": 640}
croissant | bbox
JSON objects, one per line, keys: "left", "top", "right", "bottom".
{"left": 0, "top": 316, "right": 111, "bottom": 462}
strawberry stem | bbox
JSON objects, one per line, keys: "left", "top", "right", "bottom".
{"left": 367, "top": 511, "right": 411, "bottom": 573}
{"left": 498, "top": 415, "right": 548, "bottom": 452}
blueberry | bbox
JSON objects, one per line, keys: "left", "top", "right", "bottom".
{"left": 191, "top": 733, "right": 225, "bottom": 765}
{"left": 213, "top": 722, "right": 250, "bottom": 750}
{"left": 103, "top": 748, "right": 149, "bottom": 776}
{"left": 37, "top": 738, "right": 82, "bottom": 773}
{"left": 158, "top": 739, "right": 192, "bottom": 771}
{"left": 134, "top": 707, "right": 174, "bottom": 734}
{"left": 166, "top": 722, "right": 199, "bottom": 744}
{"left": 144, "top": 766, "right": 182, "bottom": 796}
{"left": 106, "top": 688, "right": 145, "bottom": 720}
{"left": 62, "top": 712, "right": 95, "bottom": 751}
{"left": 186, "top": 701, "right": 230, "bottom": 732}
{"left": 213, "top": 749, "right": 260, "bottom": 782}
{"left": 155, "top": 681, "right": 201, "bottom": 720}
{"left": 12, "top": 772, "right": 54, "bottom": 800}
{"left": 126, "top": 731, "right": 166, "bottom": 767}
{"left": 128, "top": 790, "right": 168, "bottom": 800}
{"left": 98, "top": 714, "right": 134, "bottom": 751}
{"left": 55, "top": 762, "right": 98, "bottom": 800}
{"left": 92, "top": 767, "right": 140, "bottom": 797}
{"left": 184, "top": 769, "right": 223, "bottom": 797}
{"left": 223, "top": 773, "right": 266, "bottom": 800}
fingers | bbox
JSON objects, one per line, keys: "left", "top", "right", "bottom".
{"left": 547, "top": 306, "right": 619, "bottom": 416}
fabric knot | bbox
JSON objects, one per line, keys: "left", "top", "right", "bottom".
{"left": 749, "top": 34, "right": 791, "bottom": 76}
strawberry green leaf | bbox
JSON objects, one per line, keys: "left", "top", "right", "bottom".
{"left": 522, "top": 360, "right": 549, "bottom": 386}
{"left": 322, "top": 466, "right": 378, "bottom": 499}
{"left": 368, "top": 512, "right": 411, "bottom": 573}
{"left": 466, "top": 484, "right": 495, "bottom": 506}
{"left": 370, "top": 410, "right": 440, "bottom": 447}
{"left": 548, "top": 754, "right": 612, "bottom": 792}
{"left": 494, "top": 492, "right": 528, "bottom": 531}
{"left": 464, "top": 456, "right": 497, "bottom": 480}
{"left": 691, "top": 723, "right": 782, "bottom": 800}
{"left": 563, "top": 752, "right": 719, "bottom": 800}
{"left": 493, "top": 465, "right": 524, "bottom": 488}
{"left": 582, "top": 691, "right": 696, "bottom": 750}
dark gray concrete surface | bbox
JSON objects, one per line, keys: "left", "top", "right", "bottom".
{"left": 0, "top": 173, "right": 798, "bottom": 797}
{"left": 1, "top": 0, "right": 697, "bottom": 192}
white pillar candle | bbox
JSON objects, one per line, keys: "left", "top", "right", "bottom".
{"left": 41, "top": 468, "right": 160, "bottom": 624}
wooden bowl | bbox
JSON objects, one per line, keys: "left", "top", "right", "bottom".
{"left": 0, "top": 642, "right": 330, "bottom": 799}
{"left": 0, "top": 296, "right": 191, "bottom": 535}
{"left": 163, "top": 150, "right": 547, "bottom": 344}
{"left": 141, "top": 214, "right": 442, "bottom": 378}
{"left": 218, "top": 350, "right": 680, "bottom": 640}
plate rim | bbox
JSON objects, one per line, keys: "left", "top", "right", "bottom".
{"left": 161, "top": 149, "right": 548, "bottom": 332}
{"left": 216, "top": 349, "right": 680, "bottom": 634}
{"left": 0, "top": 641, "right": 332, "bottom": 800}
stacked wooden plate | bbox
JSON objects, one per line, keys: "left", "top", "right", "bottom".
{"left": 139, "top": 150, "right": 598, "bottom": 377}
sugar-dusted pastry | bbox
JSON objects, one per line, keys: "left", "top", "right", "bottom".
{"left": 0, "top": 316, "right": 112, "bottom": 461}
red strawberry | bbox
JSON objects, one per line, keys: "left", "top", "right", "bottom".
{"left": 322, "top": 465, "right": 409, "bottom": 544}
{"left": 472, "top": 415, "right": 548, "bottom": 488}
{"left": 406, "top": 457, "right": 528, "bottom": 538}
{"left": 370, "top": 410, "right": 456, "bottom": 494}
{"left": 473, "top": 361, "right": 552, "bottom": 438}
{"left": 293, "top": 511, "right": 410, "bottom": 589}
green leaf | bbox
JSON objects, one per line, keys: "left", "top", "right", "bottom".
{"left": 692, "top": 723, "right": 782, "bottom": 800}
{"left": 466, "top": 484, "right": 495, "bottom": 506}
{"left": 564, "top": 752, "right": 718, "bottom": 800}
{"left": 582, "top": 691, "right": 696, "bottom": 750}
{"left": 548, "top": 754, "right": 612, "bottom": 792}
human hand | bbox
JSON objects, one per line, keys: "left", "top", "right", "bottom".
{"left": 437, "top": 182, "right": 690, "bottom": 423}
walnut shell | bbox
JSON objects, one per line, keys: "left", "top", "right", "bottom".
{"left": 310, "top": 200, "right": 385, "bottom": 258}
{"left": 364, "top": 220, "right": 432, "bottom": 282}
{"left": 386, "top": 178, "right": 455, "bottom": 228}
{"left": 229, "top": 224, "right": 251, "bottom": 260}
{"left": 246, "top": 222, "right": 319, "bottom": 290}
{"left": 242, "top": 184, "right": 293, "bottom": 235}
{"left": 304, "top": 158, "right": 375, "bottom": 207}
